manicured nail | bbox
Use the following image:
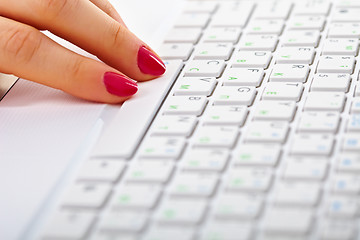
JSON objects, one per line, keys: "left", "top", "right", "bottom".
{"left": 137, "top": 46, "right": 166, "bottom": 76}
{"left": 103, "top": 72, "right": 138, "bottom": 97}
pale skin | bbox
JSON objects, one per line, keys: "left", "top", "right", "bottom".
{"left": 0, "top": 0, "right": 162, "bottom": 103}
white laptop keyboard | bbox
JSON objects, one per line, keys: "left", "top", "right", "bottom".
{"left": 40, "top": 0, "right": 360, "bottom": 239}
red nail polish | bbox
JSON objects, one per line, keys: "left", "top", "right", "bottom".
{"left": 103, "top": 72, "right": 138, "bottom": 97}
{"left": 137, "top": 46, "right": 166, "bottom": 76}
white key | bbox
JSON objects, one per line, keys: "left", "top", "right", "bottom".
{"left": 144, "top": 226, "right": 195, "bottom": 240}
{"left": 173, "top": 77, "right": 216, "bottom": 96}
{"left": 203, "top": 27, "right": 241, "bottom": 43}
{"left": 163, "top": 96, "right": 207, "bottom": 116}
{"left": 126, "top": 160, "right": 174, "bottom": 183}
{"left": 184, "top": 60, "right": 226, "bottom": 77}
{"left": 200, "top": 222, "right": 253, "bottom": 240}
{"left": 262, "top": 82, "right": 304, "bottom": 101}
{"left": 169, "top": 172, "right": 218, "bottom": 197}
{"left": 276, "top": 47, "right": 315, "bottom": 64}
{"left": 110, "top": 184, "right": 161, "bottom": 210}
{"left": 311, "top": 73, "right": 351, "bottom": 92}
{"left": 213, "top": 86, "right": 256, "bottom": 106}
{"left": 213, "top": 193, "right": 263, "bottom": 219}
{"left": 293, "top": 0, "right": 331, "bottom": 16}
{"left": 290, "top": 134, "right": 334, "bottom": 156}
{"left": 273, "top": 182, "right": 321, "bottom": 207}
{"left": 284, "top": 157, "right": 328, "bottom": 180}
{"left": 231, "top": 51, "right": 272, "bottom": 68}
{"left": 164, "top": 28, "right": 202, "bottom": 43}
{"left": 238, "top": 35, "right": 278, "bottom": 51}
{"left": 332, "top": 174, "right": 360, "bottom": 194}
{"left": 282, "top": 30, "right": 320, "bottom": 47}
{"left": 62, "top": 183, "right": 111, "bottom": 208}
{"left": 184, "top": 1, "right": 218, "bottom": 13}
{"left": 297, "top": 112, "right": 340, "bottom": 133}
{"left": 336, "top": 0, "right": 360, "bottom": 8}
{"left": 288, "top": 16, "right": 326, "bottom": 30}
{"left": 232, "top": 144, "right": 281, "bottom": 167}
{"left": 342, "top": 134, "right": 360, "bottom": 152}
{"left": 322, "top": 38, "right": 359, "bottom": 55}
{"left": 155, "top": 199, "right": 207, "bottom": 225}
{"left": 151, "top": 116, "right": 197, "bottom": 137}
{"left": 159, "top": 43, "right": 193, "bottom": 60}
{"left": 328, "top": 23, "right": 360, "bottom": 38}
{"left": 203, "top": 105, "right": 248, "bottom": 126}
{"left": 253, "top": 1, "right": 292, "bottom": 20}
{"left": 253, "top": 101, "right": 297, "bottom": 121}
{"left": 351, "top": 97, "right": 360, "bottom": 113}
{"left": 138, "top": 137, "right": 185, "bottom": 159}
{"left": 317, "top": 55, "right": 355, "bottom": 74}
{"left": 270, "top": 64, "right": 309, "bottom": 83}
{"left": 347, "top": 114, "right": 360, "bottom": 132}
{"left": 77, "top": 160, "right": 125, "bottom": 183}
{"left": 332, "top": 8, "right": 360, "bottom": 22}
{"left": 174, "top": 13, "right": 210, "bottom": 28}
{"left": 244, "top": 121, "right": 289, "bottom": 144}
{"left": 247, "top": 20, "right": 284, "bottom": 35}
{"left": 42, "top": 211, "right": 95, "bottom": 240}
{"left": 193, "top": 126, "right": 239, "bottom": 148}
{"left": 221, "top": 68, "right": 264, "bottom": 87}
{"left": 320, "top": 219, "right": 356, "bottom": 240}
{"left": 194, "top": 43, "right": 233, "bottom": 60}
{"left": 263, "top": 208, "right": 314, "bottom": 235}
{"left": 336, "top": 153, "right": 360, "bottom": 172}
{"left": 181, "top": 148, "right": 229, "bottom": 172}
{"left": 98, "top": 211, "right": 148, "bottom": 232}
{"left": 211, "top": 2, "right": 254, "bottom": 27}
{"left": 225, "top": 167, "right": 273, "bottom": 192}
{"left": 326, "top": 196, "right": 359, "bottom": 218}
{"left": 355, "top": 85, "right": 360, "bottom": 97}
{"left": 304, "top": 92, "right": 346, "bottom": 112}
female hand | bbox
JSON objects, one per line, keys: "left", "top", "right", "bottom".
{"left": 0, "top": 0, "right": 166, "bottom": 103}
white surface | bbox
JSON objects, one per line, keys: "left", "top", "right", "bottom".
{"left": 0, "top": 0, "right": 182, "bottom": 239}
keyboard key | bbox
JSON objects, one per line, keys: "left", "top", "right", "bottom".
{"left": 77, "top": 160, "right": 126, "bottom": 183}
{"left": 244, "top": 121, "right": 289, "bottom": 144}
{"left": 193, "top": 126, "right": 239, "bottom": 148}
{"left": 238, "top": 35, "right": 278, "bottom": 51}
{"left": 151, "top": 116, "right": 197, "bottom": 137}
{"left": 203, "top": 27, "right": 242, "bottom": 43}
{"left": 332, "top": 8, "right": 360, "bottom": 22}
{"left": 342, "top": 134, "right": 360, "bottom": 152}
{"left": 184, "top": 1, "right": 218, "bottom": 13}
{"left": 144, "top": 226, "right": 195, "bottom": 240}
{"left": 232, "top": 144, "right": 281, "bottom": 167}
{"left": 163, "top": 96, "right": 208, "bottom": 116}
{"left": 213, "top": 86, "right": 256, "bottom": 106}
{"left": 311, "top": 73, "right": 351, "bottom": 92}
{"left": 322, "top": 38, "right": 359, "bottom": 55}
{"left": 174, "top": 13, "right": 210, "bottom": 28}
{"left": 270, "top": 64, "right": 310, "bottom": 82}
{"left": 126, "top": 161, "right": 174, "bottom": 183}
{"left": 211, "top": 2, "right": 254, "bottom": 27}
{"left": 98, "top": 211, "right": 148, "bottom": 232}
{"left": 293, "top": 0, "right": 332, "bottom": 16}
{"left": 288, "top": 16, "right": 326, "bottom": 30}
{"left": 247, "top": 20, "right": 284, "bottom": 35}
{"left": 282, "top": 30, "right": 320, "bottom": 47}
{"left": 62, "top": 183, "right": 111, "bottom": 208}
{"left": 290, "top": 134, "right": 334, "bottom": 156}
{"left": 203, "top": 105, "right": 248, "bottom": 126}
{"left": 155, "top": 198, "right": 207, "bottom": 225}
{"left": 138, "top": 137, "right": 185, "bottom": 159}
{"left": 262, "top": 82, "right": 304, "bottom": 101}
{"left": 231, "top": 51, "right": 272, "bottom": 68}
{"left": 346, "top": 114, "right": 360, "bottom": 132}
{"left": 297, "top": 112, "right": 340, "bottom": 133}
{"left": 304, "top": 92, "right": 346, "bottom": 112}
{"left": 200, "top": 222, "right": 253, "bottom": 240}
{"left": 221, "top": 68, "right": 264, "bottom": 86}
{"left": 184, "top": 60, "right": 226, "bottom": 77}
{"left": 253, "top": 101, "right": 297, "bottom": 121}
{"left": 42, "top": 211, "right": 95, "bottom": 240}
{"left": 173, "top": 77, "right": 216, "bottom": 96}
{"left": 350, "top": 97, "right": 360, "bottom": 113}
{"left": 164, "top": 28, "right": 202, "bottom": 43}
{"left": 336, "top": 153, "right": 360, "bottom": 172}
{"left": 326, "top": 196, "right": 359, "bottom": 218}
{"left": 159, "top": 43, "right": 193, "bottom": 60}
{"left": 328, "top": 23, "right": 360, "bottom": 38}
{"left": 194, "top": 43, "right": 233, "bottom": 60}
{"left": 317, "top": 55, "right": 355, "bottom": 74}
{"left": 332, "top": 174, "right": 360, "bottom": 194}
{"left": 283, "top": 158, "right": 328, "bottom": 181}
{"left": 320, "top": 219, "right": 356, "bottom": 240}
{"left": 253, "top": 1, "right": 293, "bottom": 20}
{"left": 110, "top": 184, "right": 161, "bottom": 210}
{"left": 181, "top": 148, "right": 229, "bottom": 172}
{"left": 276, "top": 47, "right": 315, "bottom": 64}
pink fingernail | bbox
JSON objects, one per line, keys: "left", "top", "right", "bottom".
{"left": 103, "top": 72, "right": 138, "bottom": 97}
{"left": 137, "top": 46, "right": 166, "bottom": 76}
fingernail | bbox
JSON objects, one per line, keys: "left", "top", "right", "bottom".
{"left": 103, "top": 72, "right": 138, "bottom": 97}
{"left": 137, "top": 46, "right": 166, "bottom": 76}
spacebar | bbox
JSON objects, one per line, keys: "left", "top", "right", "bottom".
{"left": 91, "top": 60, "right": 183, "bottom": 159}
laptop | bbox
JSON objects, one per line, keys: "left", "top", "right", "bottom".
{"left": 1, "top": 0, "right": 360, "bottom": 239}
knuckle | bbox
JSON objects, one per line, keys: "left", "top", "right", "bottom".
{"left": 63, "top": 57, "right": 86, "bottom": 90}
{"left": 108, "top": 22, "right": 126, "bottom": 49}
{"left": 35, "top": 0, "right": 79, "bottom": 20}
{"left": 2, "top": 26, "right": 41, "bottom": 65}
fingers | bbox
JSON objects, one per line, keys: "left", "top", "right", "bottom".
{"left": 89, "top": 0, "right": 127, "bottom": 27}
{"left": 0, "top": 17, "right": 138, "bottom": 103}
{"left": 0, "top": 0, "right": 166, "bottom": 81}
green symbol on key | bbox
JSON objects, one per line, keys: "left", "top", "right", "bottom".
{"left": 237, "top": 59, "right": 247, "bottom": 63}
{"left": 169, "top": 105, "right": 178, "bottom": 109}
{"left": 220, "top": 95, "right": 230, "bottom": 99}
{"left": 274, "top": 73, "right": 284, "bottom": 76}
{"left": 228, "top": 77, "right": 238, "bottom": 80}
{"left": 281, "top": 55, "right": 291, "bottom": 58}
{"left": 200, "top": 51, "right": 208, "bottom": 55}
{"left": 245, "top": 42, "right": 253, "bottom": 46}
{"left": 180, "top": 85, "right": 190, "bottom": 89}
